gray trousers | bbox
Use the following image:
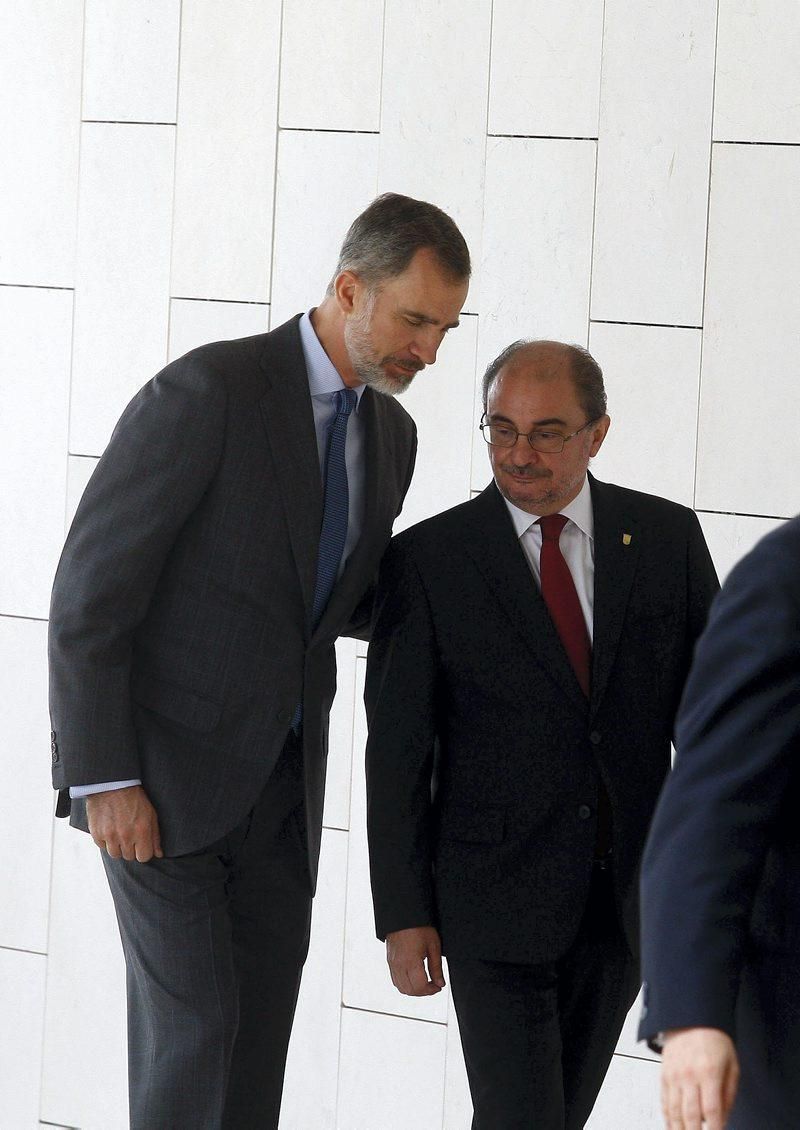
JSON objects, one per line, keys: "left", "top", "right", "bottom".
{"left": 103, "top": 733, "right": 312, "bottom": 1130}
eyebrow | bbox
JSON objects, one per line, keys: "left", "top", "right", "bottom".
{"left": 488, "top": 413, "right": 569, "bottom": 428}
{"left": 400, "top": 307, "right": 461, "bottom": 330}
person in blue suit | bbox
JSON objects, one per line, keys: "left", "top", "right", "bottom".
{"left": 639, "top": 516, "right": 800, "bottom": 1130}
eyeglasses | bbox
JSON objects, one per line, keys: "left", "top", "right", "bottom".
{"left": 479, "top": 414, "right": 600, "bottom": 454}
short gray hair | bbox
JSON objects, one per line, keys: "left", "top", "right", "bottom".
{"left": 481, "top": 340, "right": 607, "bottom": 421}
{"left": 327, "top": 193, "right": 470, "bottom": 293}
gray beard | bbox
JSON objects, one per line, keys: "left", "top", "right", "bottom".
{"left": 344, "top": 304, "right": 414, "bottom": 397}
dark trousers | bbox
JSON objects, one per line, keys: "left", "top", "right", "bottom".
{"left": 102, "top": 732, "right": 312, "bottom": 1130}
{"left": 447, "top": 866, "right": 640, "bottom": 1130}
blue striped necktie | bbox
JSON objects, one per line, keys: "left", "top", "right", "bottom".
{"left": 312, "top": 387, "right": 357, "bottom": 627}
{"left": 292, "top": 387, "right": 357, "bottom": 733}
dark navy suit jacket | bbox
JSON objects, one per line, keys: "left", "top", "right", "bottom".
{"left": 639, "top": 516, "right": 800, "bottom": 1123}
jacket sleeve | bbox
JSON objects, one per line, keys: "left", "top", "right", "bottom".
{"left": 364, "top": 532, "right": 438, "bottom": 938}
{"left": 48, "top": 357, "right": 227, "bottom": 791}
{"left": 639, "top": 528, "right": 800, "bottom": 1042}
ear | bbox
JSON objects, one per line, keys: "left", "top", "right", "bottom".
{"left": 333, "top": 269, "right": 361, "bottom": 316}
{"left": 588, "top": 415, "right": 611, "bottom": 457}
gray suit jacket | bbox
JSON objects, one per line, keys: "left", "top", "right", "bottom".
{"left": 49, "top": 315, "right": 416, "bottom": 885}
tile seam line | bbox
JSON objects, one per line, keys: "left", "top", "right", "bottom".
{"left": 341, "top": 1002, "right": 447, "bottom": 1027}
{"left": 0, "top": 283, "right": 74, "bottom": 291}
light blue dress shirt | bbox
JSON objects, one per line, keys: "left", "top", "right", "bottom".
{"left": 71, "top": 312, "right": 366, "bottom": 799}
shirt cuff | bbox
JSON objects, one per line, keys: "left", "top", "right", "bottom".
{"left": 69, "top": 779, "right": 142, "bottom": 798}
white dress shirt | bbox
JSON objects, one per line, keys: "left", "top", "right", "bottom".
{"left": 501, "top": 476, "right": 595, "bottom": 641}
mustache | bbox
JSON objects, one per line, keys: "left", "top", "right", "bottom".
{"left": 386, "top": 356, "right": 424, "bottom": 373}
{"left": 499, "top": 465, "right": 552, "bottom": 479}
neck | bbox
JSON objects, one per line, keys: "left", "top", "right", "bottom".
{"left": 310, "top": 300, "right": 362, "bottom": 389}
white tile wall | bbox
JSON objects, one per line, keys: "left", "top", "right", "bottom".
{"left": 69, "top": 122, "right": 175, "bottom": 456}
{"left": 337, "top": 1008, "right": 447, "bottom": 1130}
{"left": 616, "top": 988, "right": 659, "bottom": 1062}
{"left": 0, "top": 948, "right": 47, "bottom": 1130}
{"left": 0, "top": 2, "right": 82, "bottom": 287}
{"left": 279, "top": 0, "right": 384, "bottom": 132}
{"left": 714, "top": 0, "right": 800, "bottom": 143}
{"left": 0, "top": 619, "right": 53, "bottom": 955}
{"left": 378, "top": 0, "right": 492, "bottom": 306}
{"left": 0, "top": 287, "right": 72, "bottom": 618}
{"left": 488, "top": 0, "right": 604, "bottom": 139}
{"left": 280, "top": 828, "right": 347, "bottom": 1130}
{"left": 591, "top": 0, "right": 717, "bottom": 327}
{"left": 589, "top": 322, "right": 702, "bottom": 506}
{"left": 695, "top": 144, "right": 800, "bottom": 518}
{"left": 82, "top": 0, "right": 181, "bottom": 124}
{"left": 395, "top": 314, "right": 479, "bottom": 533}
{"left": 4, "top": 4, "right": 796, "bottom": 1127}
{"left": 66, "top": 456, "right": 101, "bottom": 529}
{"left": 168, "top": 298, "right": 269, "bottom": 363}
{"left": 474, "top": 135, "right": 597, "bottom": 489}
{"left": 324, "top": 638, "right": 359, "bottom": 831}
{"left": 170, "top": 0, "right": 281, "bottom": 303}
{"left": 586, "top": 1053, "right": 661, "bottom": 1128}
{"left": 40, "top": 822, "right": 129, "bottom": 1130}
{"left": 270, "top": 130, "right": 379, "bottom": 328}
{"left": 699, "top": 511, "right": 786, "bottom": 585}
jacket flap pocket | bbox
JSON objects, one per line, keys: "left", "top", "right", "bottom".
{"left": 132, "top": 672, "right": 222, "bottom": 733}
{"left": 440, "top": 805, "right": 505, "bottom": 844}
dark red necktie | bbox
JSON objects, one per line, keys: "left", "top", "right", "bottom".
{"left": 537, "top": 514, "right": 591, "bottom": 697}
{"left": 538, "top": 514, "right": 613, "bottom": 856}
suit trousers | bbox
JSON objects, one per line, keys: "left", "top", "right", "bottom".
{"left": 447, "top": 865, "right": 639, "bottom": 1130}
{"left": 102, "top": 731, "right": 313, "bottom": 1130}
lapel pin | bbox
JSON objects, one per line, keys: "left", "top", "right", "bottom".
{"left": 622, "top": 533, "right": 632, "bottom": 546}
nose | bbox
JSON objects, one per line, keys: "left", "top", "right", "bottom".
{"left": 507, "top": 434, "right": 541, "bottom": 464}
{"left": 409, "top": 329, "right": 440, "bottom": 367}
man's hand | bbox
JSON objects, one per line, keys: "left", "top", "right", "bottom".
{"left": 86, "top": 785, "right": 163, "bottom": 863}
{"left": 386, "top": 926, "right": 445, "bottom": 996}
{"left": 661, "top": 1027, "right": 739, "bottom": 1130}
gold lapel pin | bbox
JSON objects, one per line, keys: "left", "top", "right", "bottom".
{"left": 622, "top": 533, "right": 632, "bottom": 546}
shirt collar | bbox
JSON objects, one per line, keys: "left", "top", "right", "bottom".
{"left": 501, "top": 475, "right": 594, "bottom": 540}
{"left": 299, "top": 310, "right": 366, "bottom": 409}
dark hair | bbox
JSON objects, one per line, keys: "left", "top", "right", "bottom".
{"left": 481, "top": 339, "right": 607, "bottom": 420}
{"left": 327, "top": 193, "right": 471, "bottom": 293}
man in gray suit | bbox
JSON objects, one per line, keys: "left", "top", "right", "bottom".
{"left": 48, "top": 193, "right": 470, "bottom": 1129}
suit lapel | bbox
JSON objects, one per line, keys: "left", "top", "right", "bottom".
{"left": 589, "top": 474, "right": 640, "bottom": 714}
{"left": 462, "top": 484, "right": 588, "bottom": 712}
{"left": 258, "top": 317, "right": 322, "bottom": 623}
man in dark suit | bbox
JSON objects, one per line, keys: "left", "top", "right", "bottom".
{"left": 48, "top": 193, "right": 470, "bottom": 1130}
{"left": 365, "top": 340, "right": 718, "bottom": 1129}
{"left": 639, "top": 518, "right": 800, "bottom": 1130}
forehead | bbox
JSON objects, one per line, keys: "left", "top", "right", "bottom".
{"left": 488, "top": 360, "right": 582, "bottom": 422}
{"left": 378, "top": 248, "right": 468, "bottom": 319}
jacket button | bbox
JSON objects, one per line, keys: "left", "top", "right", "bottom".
{"left": 51, "top": 741, "right": 58, "bottom": 754}
{"left": 50, "top": 730, "right": 57, "bottom": 741}
{"left": 52, "top": 751, "right": 59, "bottom": 765}
{"left": 277, "top": 709, "right": 292, "bottom": 724}
{"left": 589, "top": 731, "right": 601, "bottom": 745}
{"left": 578, "top": 804, "right": 592, "bottom": 820}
